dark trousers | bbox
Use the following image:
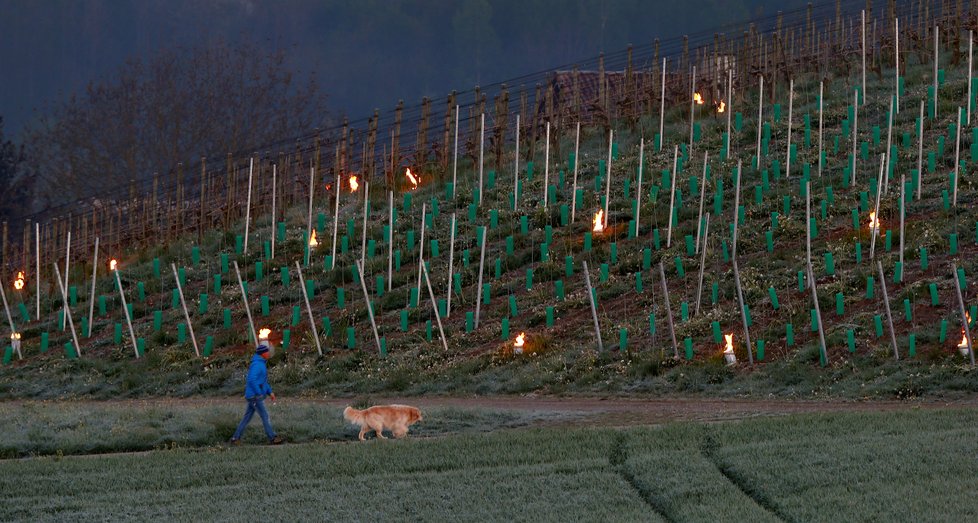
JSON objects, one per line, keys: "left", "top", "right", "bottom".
{"left": 232, "top": 396, "right": 277, "bottom": 441}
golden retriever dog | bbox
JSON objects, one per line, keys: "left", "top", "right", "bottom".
{"left": 343, "top": 405, "right": 423, "bottom": 441}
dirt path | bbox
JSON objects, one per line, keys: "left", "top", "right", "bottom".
{"left": 23, "top": 395, "right": 978, "bottom": 426}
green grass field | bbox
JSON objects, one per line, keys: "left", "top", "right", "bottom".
{"left": 1, "top": 405, "right": 976, "bottom": 521}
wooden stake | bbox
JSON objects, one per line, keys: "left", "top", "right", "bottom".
{"left": 970, "top": 30, "right": 974, "bottom": 124}
{"left": 582, "top": 260, "right": 604, "bottom": 352}
{"left": 171, "top": 263, "right": 200, "bottom": 358}
{"left": 543, "top": 121, "right": 550, "bottom": 208}
{"left": 755, "top": 75, "right": 764, "bottom": 168}
{"left": 695, "top": 213, "right": 710, "bottom": 316}
{"left": 388, "top": 191, "right": 393, "bottom": 291}
{"left": 659, "top": 58, "right": 666, "bottom": 150}
{"left": 86, "top": 237, "right": 98, "bottom": 337}
{"left": 900, "top": 170, "right": 906, "bottom": 269}
{"left": 271, "top": 164, "right": 277, "bottom": 259}
{"left": 884, "top": 97, "right": 894, "bottom": 195}
{"left": 917, "top": 99, "right": 925, "bottom": 200}
{"left": 934, "top": 25, "right": 939, "bottom": 119}
{"left": 421, "top": 262, "right": 449, "bottom": 352}
{"left": 726, "top": 68, "right": 732, "bottom": 159}
{"left": 232, "top": 260, "right": 258, "bottom": 347}
{"left": 732, "top": 160, "right": 742, "bottom": 257}
{"left": 851, "top": 89, "right": 859, "bottom": 186}
{"left": 514, "top": 114, "right": 521, "bottom": 210}
{"left": 953, "top": 263, "right": 976, "bottom": 367}
{"left": 876, "top": 260, "right": 900, "bottom": 360}
{"left": 0, "top": 274, "right": 17, "bottom": 349}
{"left": 635, "top": 136, "right": 646, "bottom": 234}
{"left": 415, "top": 202, "right": 427, "bottom": 304}
{"left": 571, "top": 121, "right": 580, "bottom": 222}
{"left": 896, "top": 17, "right": 901, "bottom": 114}
{"left": 689, "top": 65, "right": 696, "bottom": 157}
{"left": 478, "top": 112, "right": 484, "bottom": 206}
{"left": 360, "top": 180, "right": 369, "bottom": 268}
{"left": 786, "top": 78, "right": 794, "bottom": 178}
{"left": 306, "top": 165, "right": 315, "bottom": 266}
{"left": 603, "top": 129, "right": 613, "bottom": 228}
{"left": 354, "top": 260, "right": 383, "bottom": 355}
{"left": 446, "top": 213, "right": 456, "bottom": 317}
{"left": 295, "top": 261, "right": 323, "bottom": 356}
{"left": 330, "top": 171, "right": 340, "bottom": 270}
{"left": 695, "top": 152, "right": 708, "bottom": 253}
{"left": 818, "top": 81, "right": 824, "bottom": 177}
{"left": 61, "top": 230, "right": 70, "bottom": 327}
{"left": 862, "top": 9, "right": 867, "bottom": 105}
{"left": 666, "top": 145, "right": 678, "bottom": 247}
{"left": 870, "top": 155, "right": 885, "bottom": 259}
{"left": 35, "top": 222, "right": 39, "bottom": 320}
{"left": 54, "top": 264, "right": 81, "bottom": 358}
{"left": 452, "top": 105, "right": 459, "bottom": 199}
{"left": 658, "top": 261, "right": 679, "bottom": 359}
{"left": 805, "top": 180, "right": 828, "bottom": 358}
{"left": 954, "top": 107, "right": 962, "bottom": 207}
{"left": 474, "top": 226, "right": 487, "bottom": 329}
{"left": 732, "top": 259, "right": 753, "bottom": 365}
{"left": 244, "top": 157, "right": 254, "bottom": 254}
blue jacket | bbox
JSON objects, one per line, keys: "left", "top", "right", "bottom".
{"left": 244, "top": 354, "right": 273, "bottom": 399}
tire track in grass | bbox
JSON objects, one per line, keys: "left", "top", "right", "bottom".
{"left": 700, "top": 429, "right": 791, "bottom": 523}
{"left": 609, "top": 431, "right": 676, "bottom": 523}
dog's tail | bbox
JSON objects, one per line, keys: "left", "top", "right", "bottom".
{"left": 343, "top": 406, "right": 363, "bottom": 425}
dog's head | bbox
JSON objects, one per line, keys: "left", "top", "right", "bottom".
{"left": 409, "top": 407, "right": 423, "bottom": 424}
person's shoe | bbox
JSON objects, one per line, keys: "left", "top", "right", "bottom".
{"left": 228, "top": 438, "right": 241, "bottom": 446}
{"left": 269, "top": 435, "right": 285, "bottom": 445}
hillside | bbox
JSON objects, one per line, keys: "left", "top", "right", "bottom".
{"left": 3, "top": 7, "right": 978, "bottom": 401}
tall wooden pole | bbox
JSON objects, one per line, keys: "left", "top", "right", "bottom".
{"left": 306, "top": 165, "right": 315, "bottom": 266}
{"left": 755, "top": 75, "right": 764, "bottom": 168}
{"left": 233, "top": 260, "right": 258, "bottom": 347}
{"left": 452, "top": 105, "right": 459, "bottom": 199}
{"left": 870, "top": 155, "right": 885, "bottom": 259}
{"left": 732, "top": 159, "right": 752, "bottom": 365}
{"left": 899, "top": 171, "right": 906, "bottom": 269}
{"left": 571, "top": 121, "right": 580, "bottom": 222}
{"left": 884, "top": 97, "right": 894, "bottom": 195}
{"left": 896, "top": 18, "right": 901, "bottom": 114}
{"left": 543, "top": 121, "right": 550, "bottom": 208}
{"left": 295, "top": 261, "right": 323, "bottom": 356}
{"left": 953, "top": 263, "right": 976, "bottom": 367}
{"left": 244, "top": 157, "right": 254, "bottom": 254}
{"left": 514, "top": 114, "right": 521, "bottom": 210}
{"left": 851, "top": 89, "right": 859, "bottom": 186}
{"left": 474, "top": 226, "right": 487, "bottom": 329}
{"left": 446, "top": 213, "right": 456, "bottom": 317}
{"left": 695, "top": 213, "right": 710, "bottom": 316}
{"left": 969, "top": 30, "right": 974, "bottom": 124}
{"left": 360, "top": 180, "right": 369, "bottom": 268}
{"left": 54, "top": 264, "right": 81, "bottom": 358}
{"left": 330, "top": 170, "right": 340, "bottom": 270}
{"left": 582, "top": 260, "right": 604, "bottom": 352}
{"left": 635, "top": 136, "right": 645, "bottom": 234}
{"left": 917, "top": 99, "right": 925, "bottom": 200}
{"left": 421, "top": 263, "right": 449, "bottom": 352}
{"left": 415, "top": 202, "right": 427, "bottom": 304}
{"left": 726, "top": 68, "right": 732, "bottom": 159}
{"left": 861, "top": 9, "right": 867, "bottom": 105}
{"left": 354, "top": 260, "right": 383, "bottom": 355}
{"left": 35, "top": 222, "right": 39, "bottom": 320}
{"left": 171, "top": 263, "right": 200, "bottom": 357}
{"left": 388, "top": 191, "right": 393, "bottom": 291}
{"left": 61, "top": 230, "right": 70, "bottom": 327}
{"left": 478, "top": 113, "right": 485, "bottom": 206}
{"left": 954, "top": 107, "right": 962, "bottom": 207}
{"left": 818, "top": 81, "right": 824, "bottom": 176}
{"left": 876, "top": 260, "right": 900, "bottom": 360}
{"left": 785, "top": 78, "right": 794, "bottom": 178}
{"left": 689, "top": 65, "right": 696, "bottom": 157}
{"left": 271, "top": 164, "right": 277, "bottom": 259}
{"left": 934, "top": 25, "right": 939, "bottom": 119}
{"left": 695, "top": 152, "right": 708, "bottom": 253}
{"left": 86, "top": 237, "right": 98, "bottom": 337}
{"left": 807, "top": 182, "right": 828, "bottom": 364}
{"left": 603, "top": 130, "right": 613, "bottom": 228}
{"left": 659, "top": 58, "right": 666, "bottom": 151}
{"left": 658, "top": 261, "right": 679, "bottom": 359}
{"left": 666, "top": 145, "right": 679, "bottom": 247}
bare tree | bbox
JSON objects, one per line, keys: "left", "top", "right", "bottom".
{"left": 24, "top": 39, "right": 329, "bottom": 209}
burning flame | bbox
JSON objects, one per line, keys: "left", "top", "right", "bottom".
{"left": 405, "top": 168, "right": 420, "bottom": 189}
{"left": 693, "top": 92, "right": 705, "bottom": 105}
{"left": 868, "top": 212, "right": 880, "bottom": 231}
{"left": 514, "top": 332, "right": 526, "bottom": 348}
{"left": 716, "top": 100, "right": 726, "bottom": 113}
{"left": 959, "top": 313, "right": 972, "bottom": 349}
{"left": 723, "top": 334, "right": 734, "bottom": 354}
{"left": 309, "top": 230, "right": 319, "bottom": 247}
{"left": 349, "top": 175, "right": 360, "bottom": 192}
{"left": 592, "top": 210, "right": 605, "bottom": 232}
{"left": 13, "top": 271, "right": 24, "bottom": 290}
{"left": 109, "top": 259, "right": 118, "bottom": 271}
{"left": 259, "top": 328, "right": 271, "bottom": 340}
{"left": 10, "top": 332, "right": 20, "bottom": 340}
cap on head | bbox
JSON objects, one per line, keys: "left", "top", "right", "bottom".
{"left": 256, "top": 344, "right": 270, "bottom": 356}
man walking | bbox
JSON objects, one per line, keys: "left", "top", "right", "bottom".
{"left": 229, "top": 337, "right": 284, "bottom": 445}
